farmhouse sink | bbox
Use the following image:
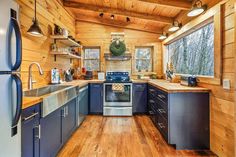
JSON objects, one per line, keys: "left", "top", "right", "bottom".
{"left": 24, "top": 85, "right": 77, "bottom": 117}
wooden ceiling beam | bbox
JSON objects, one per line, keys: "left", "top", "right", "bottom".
{"left": 137, "top": 0, "right": 192, "bottom": 10}
{"left": 63, "top": 1, "right": 174, "bottom": 24}
{"left": 75, "top": 14, "right": 163, "bottom": 34}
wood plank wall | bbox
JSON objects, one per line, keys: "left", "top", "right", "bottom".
{"left": 163, "top": 0, "right": 235, "bottom": 156}
{"left": 75, "top": 21, "right": 163, "bottom": 78}
{"left": 16, "top": 0, "right": 76, "bottom": 90}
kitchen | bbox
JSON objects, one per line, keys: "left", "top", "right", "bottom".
{"left": 0, "top": 0, "right": 235, "bottom": 157}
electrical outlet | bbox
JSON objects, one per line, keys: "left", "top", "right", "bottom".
{"left": 223, "top": 79, "right": 230, "bottom": 90}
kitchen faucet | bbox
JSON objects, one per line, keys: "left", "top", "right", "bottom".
{"left": 28, "top": 62, "right": 44, "bottom": 90}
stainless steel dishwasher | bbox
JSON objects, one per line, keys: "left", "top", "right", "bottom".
{"left": 76, "top": 85, "right": 88, "bottom": 126}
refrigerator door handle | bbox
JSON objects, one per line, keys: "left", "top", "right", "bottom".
{"left": 9, "top": 16, "right": 22, "bottom": 71}
{"left": 11, "top": 74, "right": 22, "bottom": 136}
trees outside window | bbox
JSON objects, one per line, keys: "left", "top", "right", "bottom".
{"left": 83, "top": 48, "right": 100, "bottom": 71}
{"left": 135, "top": 47, "right": 153, "bottom": 72}
{"left": 167, "top": 23, "right": 214, "bottom": 76}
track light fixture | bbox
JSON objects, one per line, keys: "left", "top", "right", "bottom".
{"left": 99, "top": 13, "right": 104, "bottom": 18}
{"left": 187, "top": 0, "right": 207, "bottom": 17}
{"left": 159, "top": 32, "right": 168, "bottom": 40}
{"left": 126, "top": 17, "right": 130, "bottom": 22}
{"left": 111, "top": 14, "right": 115, "bottom": 20}
{"left": 168, "top": 21, "right": 181, "bottom": 32}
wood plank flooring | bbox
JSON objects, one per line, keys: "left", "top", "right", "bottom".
{"left": 57, "top": 115, "right": 216, "bottom": 157}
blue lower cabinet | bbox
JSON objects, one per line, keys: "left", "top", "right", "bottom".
{"left": 40, "top": 108, "right": 62, "bottom": 157}
{"left": 62, "top": 99, "right": 77, "bottom": 144}
{"left": 133, "top": 83, "right": 147, "bottom": 114}
{"left": 89, "top": 83, "right": 103, "bottom": 114}
{"left": 21, "top": 104, "right": 40, "bottom": 157}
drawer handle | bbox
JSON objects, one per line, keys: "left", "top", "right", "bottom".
{"left": 23, "top": 112, "right": 39, "bottom": 121}
{"left": 158, "top": 109, "right": 166, "bottom": 113}
{"left": 158, "top": 123, "right": 165, "bottom": 129}
{"left": 149, "top": 100, "right": 155, "bottom": 104}
{"left": 149, "top": 111, "right": 154, "bottom": 115}
{"left": 158, "top": 94, "right": 165, "bottom": 99}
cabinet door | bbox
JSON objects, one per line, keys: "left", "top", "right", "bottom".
{"left": 89, "top": 84, "right": 103, "bottom": 114}
{"left": 40, "top": 108, "right": 62, "bottom": 157}
{"left": 133, "top": 83, "right": 147, "bottom": 113}
{"left": 62, "top": 99, "right": 77, "bottom": 143}
{"left": 22, "top": 104, "right": 40, "bottom": 157}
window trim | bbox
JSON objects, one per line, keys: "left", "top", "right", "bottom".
{"left": 162, "top": 4, "right": 222, "bottom": 85}
{"left": 83, "top": 46, "right": 101, "bottom": 72}
{"left": 133, "top": 46, "right": 154, "bottom": 74}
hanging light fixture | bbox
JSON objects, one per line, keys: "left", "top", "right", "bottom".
{"left": 27, "top": 0, "right": 44, "bottom": 37}
{"left": 187, "top": 0, "right": 207, "bottom": 17}
{"left": 159, "top": 32, "right": 168, "bottom": 40}
{"left": 168, "top": 21, "right": 181, "bottom": 32}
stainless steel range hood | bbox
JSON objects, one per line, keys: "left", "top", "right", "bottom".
{"left": 104, "top": 53, "right": 132, "bottom": 61}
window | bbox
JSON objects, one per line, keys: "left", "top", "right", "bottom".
{"left": 135, "top": 47, "right": 153, "bottom": 72}
{"left": 83, "top": 47, "right": 100, "bottom": 71}
{"left": 167, "top": 23, "right": 214, "bottom": 76}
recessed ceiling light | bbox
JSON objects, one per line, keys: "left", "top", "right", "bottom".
{"left": 187, "top": 0, "right": 207, "bottom": 17}
{"left": 168, "top": 21, "right": 181, "bottom": 32}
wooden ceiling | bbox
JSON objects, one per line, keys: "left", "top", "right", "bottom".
{"left": 63, "top": 0, "right": 194, "bottom": 34}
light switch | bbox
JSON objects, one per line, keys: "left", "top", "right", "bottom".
{"left": 223, "top": 79, "right": 230, "bottom": 90}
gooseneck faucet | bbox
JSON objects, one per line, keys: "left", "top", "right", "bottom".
{"left": 28, "top": 62, "right": 44, "bottom": 90}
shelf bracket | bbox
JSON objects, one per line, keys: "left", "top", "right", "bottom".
{"left": 54, "top": 55, "right": 57, "bottom": 62}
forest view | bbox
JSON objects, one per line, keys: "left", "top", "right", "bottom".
{"left": 168, "top": 23, "right": 214, "bottom": 76}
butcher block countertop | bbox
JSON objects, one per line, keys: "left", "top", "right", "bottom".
{"left": 22, "top": 79, "right": 104, "bottom": 109}
{"left": 148, "top": 80, "right": 210, "bottom": 93}
{"left": 22, "top": 79, "right": 209, "bottom": 109}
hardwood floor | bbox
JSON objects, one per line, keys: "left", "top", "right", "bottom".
{"left": 57, "top": 115, "right": 216, "bottom": 157}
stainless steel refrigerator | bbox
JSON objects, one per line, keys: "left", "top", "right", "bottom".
{"left": 0, "top": 0, "right": 22, "bottom": 157}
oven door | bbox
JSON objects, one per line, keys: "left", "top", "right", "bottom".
{"left": 104, "top": 83, "right": 132, "bottom": 107}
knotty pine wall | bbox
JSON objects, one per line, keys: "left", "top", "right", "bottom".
{"left": 75, "top": 21, "right": 163, "bottom": 78}
{"left": 16, "top": 0, "right": 76, "bottom": 90}
{"left": 163, "top": 0, "right": 235, "bottom": 156}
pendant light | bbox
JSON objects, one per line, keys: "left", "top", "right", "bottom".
{"left": 159, "top": 32, "right": 168, "bottom": 40}
{"left": 187, "top": 0, "right": 207, "bottom": 17}
{"left": 27, "top": 0, "right": 44, "bottom": 37}
{"left": 168, "top": 21, "right": 181, "bottom": 32}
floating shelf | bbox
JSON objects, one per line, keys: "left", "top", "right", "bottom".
{"left": 50, "top": 51, "right": 81, "bottom": 59}
{"left": 50, "top": 35, "right": 81, "bottom": 47}
{"left": 104, "top": 53, "right": 132, "bottom": 61}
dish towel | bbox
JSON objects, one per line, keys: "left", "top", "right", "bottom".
{"left": 112, "top": 83, "right": 124, "bottom": 92}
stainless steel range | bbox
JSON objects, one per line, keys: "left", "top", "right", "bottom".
{"left": 103, "top": 72, "right": 132, "bottom": 116}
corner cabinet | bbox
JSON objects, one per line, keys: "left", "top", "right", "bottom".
{"left": 89, "top": 83, "right": 103, "bottom": 114}
{"left": 132, "top": 83, "right": 147, "bottom": 114}
{"left": 148, "top": 84, "right": 209, "bottom": 150}
{"left": 21, "top": 103, "right": 41, "bottom": 157}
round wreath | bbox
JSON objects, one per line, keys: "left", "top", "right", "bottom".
{"left": 109, "top": 40, "right": 126, "bottom": 56}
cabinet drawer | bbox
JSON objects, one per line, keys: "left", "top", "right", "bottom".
{"left": 156, "top": 89, "right": 168, "bottom": 104}
{"left": 148, "top": 85, "right": 157, "bottom": 97}
{"left": 156, "top": 98, "right": 168, "bottom": 112}
{"left": 157, "top": 114, "right": 168, "bottom": 141}
{"left": 156, "top": 103, "right": 168, "bottom": 119}
{"left": 90, "top": 83, "right": 102, "bottom": 88}
{"left": 22, "top": 104, "right": 40, "bottom": 122}
{"left": 134, "top": 83, "right": 147, "bottom": 92}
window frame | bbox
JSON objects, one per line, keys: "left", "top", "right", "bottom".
{"left": 83, "top": 46, "right": 101, "bottom": 72}
{"left": 162, "top": 4, "right": 222, "bottom": 85}
{"left": 134, "top": 46, "right": 154, "bottom": 74}
{"left": 166, "top": 21, "right": 215, "bottom": 77}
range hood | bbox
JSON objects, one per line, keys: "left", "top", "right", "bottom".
{"left": 104, "top": 53, "right": 132, "bottom": 61}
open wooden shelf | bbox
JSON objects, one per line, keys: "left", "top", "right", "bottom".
{"left": 50, "top": 51, "right": 81, "bottom": 59}
{"left": 50, "top": 35, "right": 81, "bottom": 47}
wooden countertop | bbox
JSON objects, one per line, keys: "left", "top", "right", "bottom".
{"left": 22, "top": 97, "right": 42, "bottom": 110}
{"left": 22, "top": 79, "right": 105, "bottom": 109}
{"left": 148, "top": 80, "right": 210, "bottom": 93}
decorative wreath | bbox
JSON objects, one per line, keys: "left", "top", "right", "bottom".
{"left": 109, "top": 40, "right": 126, "bottom": 56}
